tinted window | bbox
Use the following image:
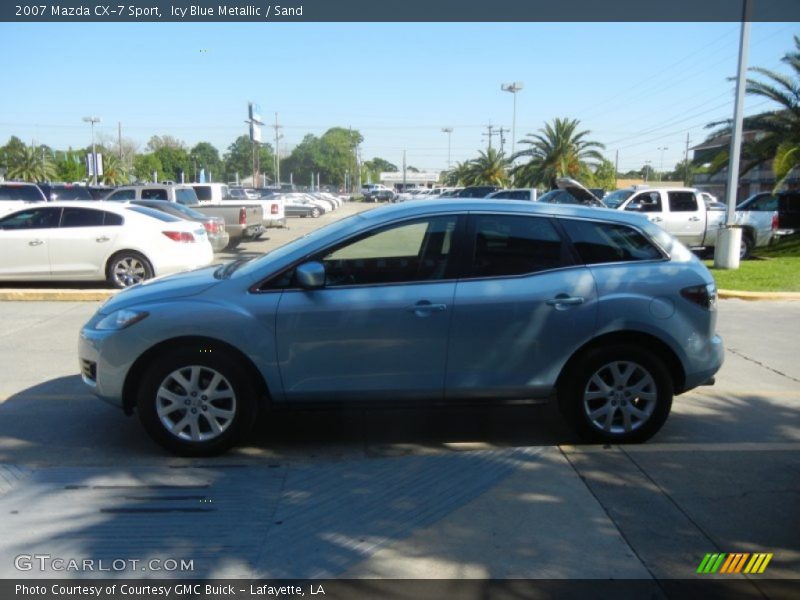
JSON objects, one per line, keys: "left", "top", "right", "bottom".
{"left": 192, "top": 186, "right": 212, "bottom": 201}
{"left": 141, "top": 188, "right": 168, "bottom": 200}
{"left": 626, "top": 191, "right": 662, "bottom": 212}
{"left": 780, "top": 194, "right": 800, "bottom": 211}
{"left": 744, "top": 195, "right": 778, "bottom": 211}
{"left": 469, "top": 215, "right": 567, "bottom": 277}
{"left": 107, "top": 189, "right": 136, "bottom": 201}
{"left": 105, "top": 212, "right": 123, "bottom": 226}
{"left": 668, "top": 191, "right": 698, "bottom": 212}
{"left": 49, "top": 186, "right": 94, "bottom": 201}
{"left": 127, "top": 206, "right": 182, "bottom": 222}
{"left": 60, "top": 207, "right": 106, "bottom": 227}
{"left": 0, "top": 184, "right": 45, "bottom": 202}
{"left": 561, "top": 219, "right": 663, "bottom": 264}
{"left": 0, "top": 207, "right": 61, "bottom": 230}
{"left": 603, "top": 189, "right": 634, "bottom": 209}
{"left": 175, "top": 188, "right": 199, "bottom": 205}
{"left": 318, "top": 216, "right": 458, "bottom": 286}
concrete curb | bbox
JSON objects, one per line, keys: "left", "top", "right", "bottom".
{"left": 0, "top": 289, "right": 116, "bottom": 302}
{"left": 1, "top": 288, "right": 798, "bottom": 302}
{"left": 718, "top": 289, "right": 800, "bottom": 301}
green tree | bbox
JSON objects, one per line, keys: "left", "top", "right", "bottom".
{"left": 190, "top": 142, "right": 223, "bottom": 182}
{"left": 282, "top": 134, "right": 321, "bottom": 186}
{"left": 7, "top": 145, "right": 56, "bottom": 182}
{"left": 316, "top": 127, "right": 362, "bottom": 186}
{"left": 146, "top": 135, "right": 186, "bottom": 152}
{"left": 153, "top": 145, "right": 192, "bottom": 182}
{"left": 133, "top": 153, "right": 163, "bottom": 182}
{"left": 55, "top": 150, "right": 87, "bottom": 182}
{"left": 511, "top": 117, "right": 605, "bottom": 189}
{"left": 590, "top": 158, "right": 617, "bottom": 191}
{"left": 223, "top": 135, "right": 275, "bottom": 184}
{"left": 100, "top": 154, "right": 129, "bottom": 185}
{"left": 705, "top": 36, "right": 800, "bottom": 190}
{"left": 463, "top": 148, "right": 509, "bottom": 186}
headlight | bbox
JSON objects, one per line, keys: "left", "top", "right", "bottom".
{"left": 95, "top": 309, "right": 149, "bottom": 331}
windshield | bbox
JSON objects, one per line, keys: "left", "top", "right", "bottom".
{"left": 602, "top": 189, "right": 635, "bottom": 209}
{"left": 0, "top": 184, "right": 44, "bottom": 201}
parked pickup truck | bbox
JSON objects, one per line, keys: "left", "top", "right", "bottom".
{"left": 191, "top": 183, "right": 286, "bottom": 229}
{"left": 105, "top": 184, "right": 264, "bottom": 249}
{"left": 593, "top": 183, "right": 776, "bottom": 259}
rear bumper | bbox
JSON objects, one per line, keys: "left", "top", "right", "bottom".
{"left": 682, "top": 334, "right": 724, "bottom": 393}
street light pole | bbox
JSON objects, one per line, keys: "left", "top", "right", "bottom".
{"left": 657, "top": 146, "right": 668, "bottom": 181}
{"left": 441, "top": 127, "right": 453, "bottom": 169}
{"left": 501, "top": 82, "right": 523, "bottom": 159}
{"left": 82, "top": 116, "right": 100, "bottom": 185}
{"left": 644, "top": 160, "right": 652, "bottom": 183}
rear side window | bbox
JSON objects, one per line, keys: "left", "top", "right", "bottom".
{"left": 192, "top": 186, "right": 212, "bottom": 201}
{"left": 175, "top": 188, "right": 199, "bottom": 205}
{"left": 106, "top": 189, "right": 136, "bottom": 201}
{"left": 668, "top": 191, "right": 698, "bottom": 212}
{"left": 561, "top": 219, "right": 664, "bottom": 264}
{"left": 746, "top": 195, "right": 778, "bottom": 211}
{"left": 141, "top": 188, "right": 168, "bottom": 200}
{"left": 468, "top": 215, "right": 568, "bottom": 277}
{"left": 0, "top": 184, "right": 45, "bottom": 202}
{"left": 60, "top": 208, "right": 106, "bottom": 227}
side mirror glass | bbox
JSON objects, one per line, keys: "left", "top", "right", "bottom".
{"left": 296, "top": 261, "right": 326, "bottom": 290}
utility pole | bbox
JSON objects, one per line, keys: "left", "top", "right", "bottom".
{"left": 657, "top": 147, "right": 668, "bottom": 181}
{"left": 497, "top": 127, "right": 510, "bottom": 154}
{"left": 644, "top": 160, "right": 652, "bottom": 183}
{"left": 272, "top": 113, "right": 282, "bottom": 186}
{"left": 441, "top": 127, "right": 453, "bottom": 169}
{"left": 501, "top": 82, "right": 523, "bottom": 159}
{"left": 715, "top": 0, "right": 751, "bottom": 270}
{"left": 683, "top": 133, "right": 691, "bottom": 186}
{"left": 482, "top": 125, "right": 496, "bottom": 151}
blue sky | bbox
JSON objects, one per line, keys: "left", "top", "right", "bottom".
{"left": 0, "top": 21, "right": 797, "bottom": 174}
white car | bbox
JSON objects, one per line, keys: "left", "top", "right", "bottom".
{"left": 0, "top": 201, "right": 214, "bottom": 288}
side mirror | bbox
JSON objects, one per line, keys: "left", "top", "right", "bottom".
{"left": 296, "top": 261, "right": 326, "bottom": 290}
{"left": 626, "top": 202, "right": 642, "bottom": 212}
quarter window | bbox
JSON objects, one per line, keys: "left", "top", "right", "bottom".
{"left": 468, "top": 215, "right": 568, "bottom": 277}
{"left": 561, "top": 219, "right": 663, "bottom": 264}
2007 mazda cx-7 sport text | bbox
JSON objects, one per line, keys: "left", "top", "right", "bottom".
{"left": 79, "top": 200, "right": 723, "bottom": 455}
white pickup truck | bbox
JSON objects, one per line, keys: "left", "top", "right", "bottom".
{"left": 603, "top": 186, "right": 776, "bottom": 259}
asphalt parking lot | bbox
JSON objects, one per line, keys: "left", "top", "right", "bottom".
{"left": 0, "top": 202, "right": 798, "bottom": 590}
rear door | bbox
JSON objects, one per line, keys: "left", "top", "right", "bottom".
{"left": 662, "top": 191, "right": 705, "bottom": 246}
{"left": 48, "top": 207, "right": 123, "bottom": 277}
{"left": 445, "top": 213, "right": 598, "bottom": 400}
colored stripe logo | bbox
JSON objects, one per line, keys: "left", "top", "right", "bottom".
{"left": 697, "top": 553, "right": 773, "bottom": 574}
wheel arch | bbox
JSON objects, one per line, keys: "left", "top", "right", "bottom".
{"left": 121, "top": 335, "right": 271, "bottom": 414}
{"left": 556, "top": 330, "right": 686, "bottom": 394}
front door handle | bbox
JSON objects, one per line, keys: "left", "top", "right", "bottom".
{"left": 28, "top": 239, "right": 44, "bottom": 246}
{"left": 405, "top": 301, "right": 447, "bottom": 317}
{"left": 688, "top": 216, "right": 701, "bottom": 222}
{"left": 546, "top": 295, "right": 585, "bottom": 309}
{"left": 96, "top": 236, "right": 111, "bottom": 242}
{"left": 650, "top": 216, "right": 663, "bottom": 223}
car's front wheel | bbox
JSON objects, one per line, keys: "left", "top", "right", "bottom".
{"left": 559, "top": 344, "right": 673, "bottom": 443}
{"left": 310, "top": 207, "right": 320, "bottom": 218}
{"left": 137, "top": 347, "right": 257, "bottom": 456}
{"left": 740, "top": 234, "right": 754, "bottom": 260}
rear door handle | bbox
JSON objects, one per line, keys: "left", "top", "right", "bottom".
{"left": 546, "top": 295, "right": 585, "bottom": 309}
{"left": 28, "top": 239, "right": 44, "bottom": 246}
{"left": 650, "top": 216, "right": 663, "bottom": 223}
{"left": 96, "top": 236, "right": 111, "bottom": 242}
{"left": 688, "top": 216, "right": 701, "bottom": 222}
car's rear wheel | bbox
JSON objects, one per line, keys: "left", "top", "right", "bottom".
{"left": 137, "top": 347, "right": 257, "bottom": 456}
{"left": 106, "top": 251, "right": 153, "bottom": 288}
{"left": 310, "top": 207, "right": 320, "bottom": 218}
{"left": 740, "top": 234, "right": 754, "bottom": 260}
{"left": 559, "top": 344, "right": 673, "bottom": 443}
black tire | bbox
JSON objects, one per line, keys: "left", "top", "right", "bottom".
{"left": 225, "top": 238, "right": 241, "bottom": 250}
{"left": 740, "top": 234, "right": 754, "bottom": 260}
{"left": 106, "top": 251, "right": 154, "bottom": 289}
{"left": 136, "top": 346, "right": 258, "bottom": 456}
{"left": 311, "top": 207, "right": 321, "bottom": 218}
{"left": 558, "top": 344, "right": 673, "bottom": 443}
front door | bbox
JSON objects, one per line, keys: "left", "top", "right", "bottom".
{"left": 275, "top": 214, "right": 461, "bottom": 403}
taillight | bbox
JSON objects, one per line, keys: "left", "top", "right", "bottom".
{"left": 271, "top": 203, "right": 279, "bottom": 214}
{"left": 239, "top": 207, "right": 247, "bottom": 225}
{"left": 772, "top": 213, "right": 779, "bottom": 231}
{"left": 203, "top": 221, "right": 219, "bottom": 234}
{"left": 163, "top": 231, "right": 195, "bottom": 243}
{"left": 681, "top": 283, "right": 717, "bottom": 310}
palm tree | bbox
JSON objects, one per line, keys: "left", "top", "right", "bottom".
{"left": 464, "top": 148, "right": 509, "bottom": 186}
{"left": 706, "top": 36, "right": 800, "bottom": 190}
{"left": 511, "top": 117, "right": 605, "bottom": 189}
{"left": 7, "top": 145, "right": 56, "bottom": 182}
{"left": 100, "top": 154, "right": 128, "bottom": 185}
{"left": 443, "top": 160, "right": 473, "bottom": 186}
